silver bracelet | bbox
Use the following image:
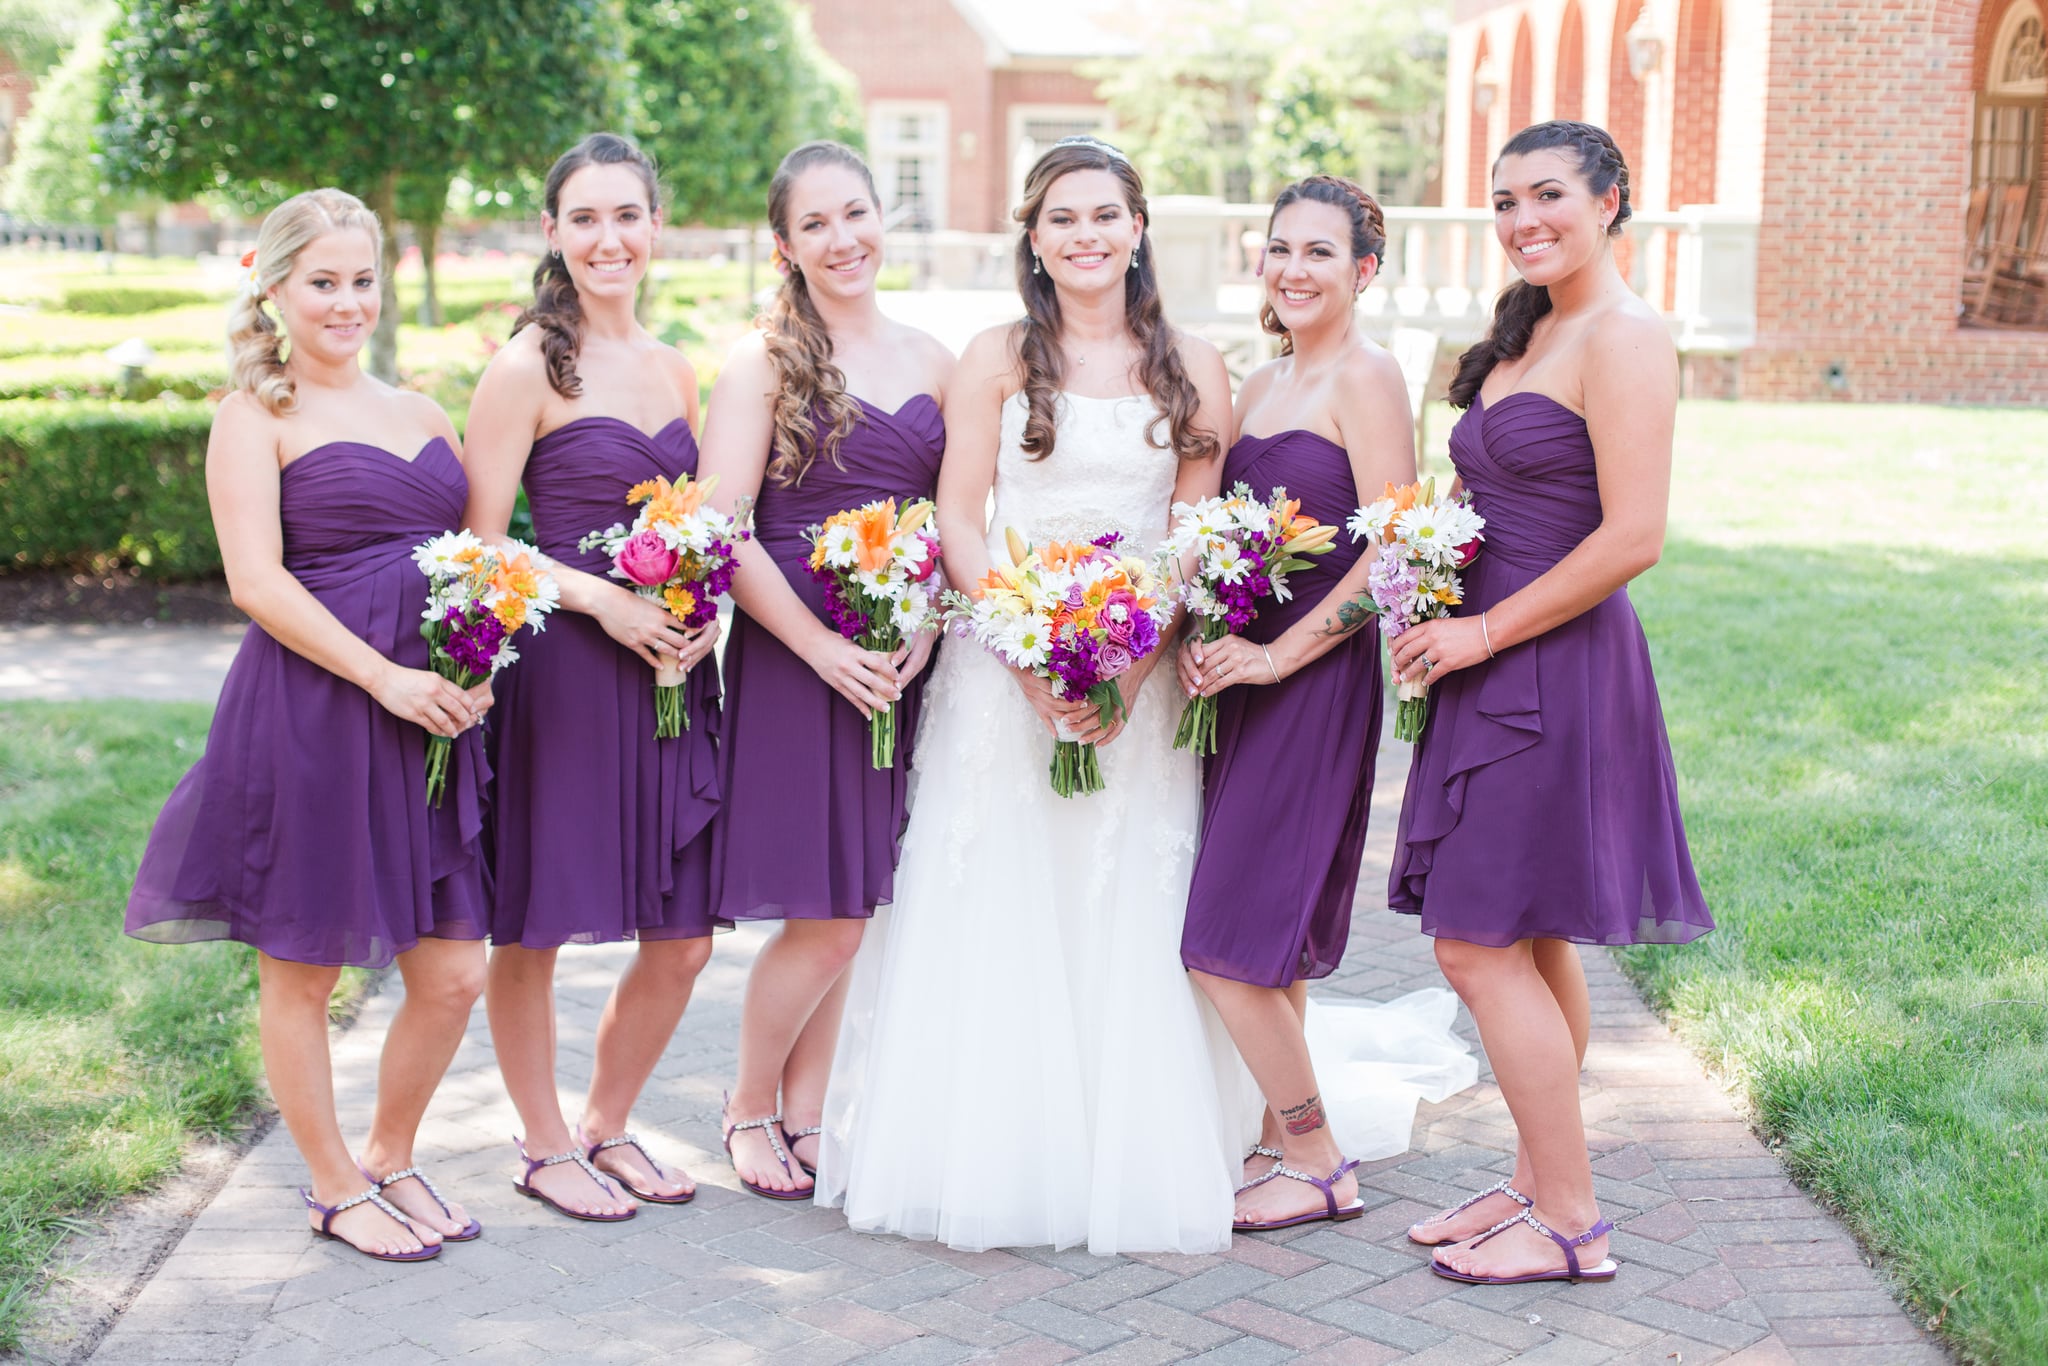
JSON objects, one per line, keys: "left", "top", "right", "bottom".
{"left": 1261, "top": 643, "right": 1281, "bottom": 683}
{"left": 1481, "top": 612, "right": 1496, "bottom": 658}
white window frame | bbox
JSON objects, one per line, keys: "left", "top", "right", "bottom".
{"left": 1990, "top": 0, "right": 2047, "bottom": 98}
{"left": 868, "top": 101, "right": 950, "bottom": 231}
{"left": 1008, "top": 104, "right": 1115, "bottom": 207}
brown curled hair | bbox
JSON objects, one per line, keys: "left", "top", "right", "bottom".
{"left": 1448, "top": 120, "right": 1632, "bottom": 409}
{"left": 1257, "top": 175, "right": 1387, "bottom": 357}
{"left": 515, "top": 132, "right": 661, "bottom": 400}
{"left": 761, "top": 141, "right": 877, "bottom": 487}
{"left": 1009, "top": 138, "right": 1216, "bottom": 463}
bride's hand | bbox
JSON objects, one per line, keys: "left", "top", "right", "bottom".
{"left": 1092, "top": 649, "right": 1163, "bottom": 748}
{"left": 1008, "top": 663, "right": 1095, "bottom": 738}
{"left": 801, "top": 631, "right": 901, "bottom": 720}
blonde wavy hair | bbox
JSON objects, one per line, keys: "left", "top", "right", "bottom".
{"left": 760, "top": 141, "right": 877, "bottom": 488}
{"left": 226, "top": 188, "right": 384, "bottom": 415}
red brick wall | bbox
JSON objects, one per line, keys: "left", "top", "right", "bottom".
{"left": 990, "top": 67, "right": 1111, "bottom": 229}
{"left": 807, "top": 0, "right": 995, "bottom": 231}
{"left": 1606, "top": 0, "right": 1650, "bottom": 188}
{"left": 1750, "top": 0, "right": 2048, "bottom": 401}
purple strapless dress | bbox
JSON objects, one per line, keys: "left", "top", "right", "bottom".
{"left": 485, "top": 416, "right": 724, "bottom": 947}
{"left": 126, "top": 438, "right": 489, "bottom": 968}
{"left": 712, "top": 395, "right": 944, "bottom": 921}
{"left": 1389, "top": 393, "right": 1712, "bottom": 946}
{"left": 1181, "top": 430, "right": 1379, "bottom": 986}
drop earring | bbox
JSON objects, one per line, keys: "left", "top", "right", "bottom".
{"left": 1129, "top": 243, "right": 1140, "bottom": 272}
{"left": 1032, "top": 253, "right": 1042, "bottom": 275}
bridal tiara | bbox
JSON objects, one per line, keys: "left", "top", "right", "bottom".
{"left": 1049, "top": 134, "right": 1130, "bottom": 165}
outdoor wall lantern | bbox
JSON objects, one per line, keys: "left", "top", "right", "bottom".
{"left": 1625, "top": 11, "right": 1665, "bottom": 80}
{"left": 1472, "top": 56, "right": 1502, "bottom": 114}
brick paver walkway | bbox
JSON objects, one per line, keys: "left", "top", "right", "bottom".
{"left": 12, "top": 637, "right": 1940, "bottom": 1363}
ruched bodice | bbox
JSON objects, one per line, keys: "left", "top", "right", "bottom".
{"left": 1388, "top": 391, "right": 1712, "bottom": 948}
{"left": 990, "top": 392, "right": 1180, "bottom": 552}
{"left": 1221, "top": 428, "right": 1364, "bottom": 642}
{"left": 128, "top": 436, "right": 490, "bottom": 968}
{"left": 524, "top": 416, "right": 700, "bottom": 575}
{"left": 752, "top": 395, "right": 945, "bottom": 562}
{"left": 1451, "top": 392, "right": 1603, "bottom": 573}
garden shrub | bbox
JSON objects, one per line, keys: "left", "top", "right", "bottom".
{"left": 57, "top": 283, "right": 218, "bottom": 315}
{"left": 0, "top": 400, "right": 219, "bottom": 577}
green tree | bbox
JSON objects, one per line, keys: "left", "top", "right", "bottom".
{"left": 98, "top": 1, "right": 622, "bottom": 380}
{"left": 3, "top": 26, "right": 112, "bottom": 223}
{"left": 1090, "top": 0, "right": 1446, "bottom": 204}
{"left": 627, "top": 0, "right": 861, "bottom": 228}
{"left": 0, "top": 0, "right": 107, "bottom": 78}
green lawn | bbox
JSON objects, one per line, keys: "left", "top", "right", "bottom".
{"left": 0, "top": 703, "right": 278, "bottom": 1350}
{"left": 1621, "top": 402, "right": 2048, "bottom": 1365}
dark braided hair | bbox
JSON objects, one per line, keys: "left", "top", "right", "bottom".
{"left": 1447, "top": 121, "right": 1631, "bottom": 409}
{"left": 1257, "top": 175, "right": 1388, "bottom": 357}
{"left": 515, "top": 133, "right": 661, "bottom": 400}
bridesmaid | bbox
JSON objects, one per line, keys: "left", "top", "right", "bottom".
{"left": 1389, "top": 121, "right": 1712, "bottom": 1284}
{"left": 127, "top": 189, "right": 489, "bottom": 1261}
{"left": 464, "top": 133, "right": 721, "bottom": 1222}
{"left": 1175, "top": 177, "right": 1415, "bottom": 1230}
{"left": 698, "top": 140, "right": 952, "bottom": 1199}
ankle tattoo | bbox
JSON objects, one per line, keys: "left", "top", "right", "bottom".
{"left": 1280, "top": 1094, "right": 1327, "bottom": 1137}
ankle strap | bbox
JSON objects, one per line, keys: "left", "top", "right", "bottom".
{"left": 1471, "top": 1209, "right": 1614, "bottom": 1279}
{"left": 1252, "top": 1158, "right": 1359, "bottom": 1218}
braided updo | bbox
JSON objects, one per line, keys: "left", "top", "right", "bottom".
{"left": 1257, "top": 175, "right": 1388, "bottom": 356}
{"left": 1447, "top": 121, "right": 1632, "bottom": 409}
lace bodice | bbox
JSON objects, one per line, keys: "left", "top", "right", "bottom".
{"left": 987, "top": 391, "right": 1180, "bottom": 554}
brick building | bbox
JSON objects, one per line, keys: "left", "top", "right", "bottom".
{"left": 1444, "top": 0, "right": 2048, "bottom": 402}
{"left": 803, "top": 0, "right": 1133, "bottom": 234}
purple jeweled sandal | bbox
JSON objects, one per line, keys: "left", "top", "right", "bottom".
{"left": 1407, "top": 1177, "right": 1533, "bottom": 1246}
{"left": 781, "top": 1122, "right": 824, "bottom": 1178}
{"left": 723, "top": 1094, "right": 811, "bottom": 1201}
{"left": 1232, "top": 1157, "right": 1365, "bottom": 1232}
{"left": 300, "top": 1186, "right": 441, "bottom": 1262}
{"left": 577, "top": 1126, "right": 695, "bottom": 1205}
{"left": 357, "top": 1161, "right": 482, "bottom": 1241}
{"left": 1430, "top": 1208, "right": 1619, "bottom": 1284}
{"left": 511, "top": 1136, "right": 637, "bottom": 1222}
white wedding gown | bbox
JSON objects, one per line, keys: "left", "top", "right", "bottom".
{"left": 814, "top": 391, "right": 1476, "bottom": 1255}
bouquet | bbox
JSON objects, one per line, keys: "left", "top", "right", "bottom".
{"left": 578, "top": 472, "right": 750, "bottom": 737}
{"left": 1345, "top": 478, "right": 1485, "bottom": 742}
{"left": 1162, "top": 482, "right": 1340, "bottom": 754}
{"left": 413, "top": 532, "right": 561, "bottom": 804}
{"left": 804, "top": 498, "right": 944, "bottom": 768}
{"left": 947, "top": 529, "right": 1172, "bottom": 797}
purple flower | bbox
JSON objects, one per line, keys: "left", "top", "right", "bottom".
{"left": 1100, "top": 590, "right": 1141, "bottom": 645}
{"left": 1091, "top": 531, "right": 1124, "bottom": 550}
{"left": 1098, "top": 640, "right": 1134, "bottom": 678}
{"left": 441, "top": 602, "right": 507, "bottom": 677}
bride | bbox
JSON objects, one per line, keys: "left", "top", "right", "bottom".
{"left": 813, "top": 136, "right": 1242, "bottom": 1253}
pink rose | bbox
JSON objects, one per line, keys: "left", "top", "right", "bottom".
{"left": 614, "top": 530, "right": 678, "bottom": 586}
{"left": 1455, "top": 538, "right": 1482, "bottom": 567}
{"left": 1098, "top": 640, "right": 1134, "bottom": 678}
{"left": 909, "top": 533, "right": 943, "bottom": 582}
{"left": 1101, "top": 591, "right": 1140, "bottom": 646}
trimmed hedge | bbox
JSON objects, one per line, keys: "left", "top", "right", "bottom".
{"left": 0, "top": 400, "right": 219, "bottom": 578}
{"left": 0, "top": 351, "right": 226, "bottom": 403}
{"left": 57, "top": 284, "right": 219, "bottom": 315}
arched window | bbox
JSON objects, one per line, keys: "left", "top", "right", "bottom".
{"left": 1967, "top": 0, "right": 2048, "bottom": 324}
{"left": 1556, "top": 2, "right": 1586, "bottom": 122}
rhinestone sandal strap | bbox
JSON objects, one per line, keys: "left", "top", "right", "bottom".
{"left": 727, "top": 1114, "right": 791, "bottom": 1169}
{"left": 783, "top": 1125, "right": 823, "bottom": 1140}
{"left": 375, "top": 1166, "right": 455, "bottom": 1218}
{"left": 593, "top": 1133, "right": 670, "bottom": 1180}
{"left": 1264, "top": 1159, "right": 1358, "bottom": 1219}
{"left": 1235, "top": 1159, "right": 1284, "bottom": 1195}
{"left": 1246, "top": 1144, "right": 1284, "bottom": 1161}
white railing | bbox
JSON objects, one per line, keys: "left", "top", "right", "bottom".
{"left": 1144, "top": 199, "right": 1759, "bottom": 353}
